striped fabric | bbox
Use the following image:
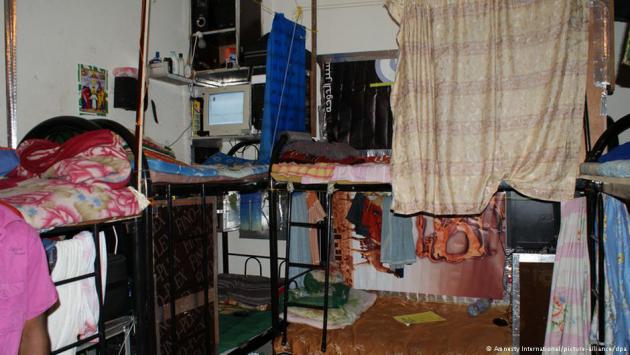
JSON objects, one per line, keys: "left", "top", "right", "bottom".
{"left": 543, "top": 197, "right": 590, "bottom": 354}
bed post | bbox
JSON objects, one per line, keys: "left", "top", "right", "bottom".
{"left": 269, "top": 182, "right": 280, "bottom": 333}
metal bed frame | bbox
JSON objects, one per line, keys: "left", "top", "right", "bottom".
{"left": 269, "top": 180, "right": 392, "bottom": 352}
{"left": 581, "top": 113, "right": 630, "bottom": 352}
{"left": 35, "top": 215, "right": 145, "bottom": 355}
{"left": 146, "top": 177, "right": 275, "bottom": 355}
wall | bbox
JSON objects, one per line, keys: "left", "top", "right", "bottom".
{"left": 609, "top": 21, "right": 630, "bottom": 142}
{"left": 221, "top": 0, "right": 399, "bottom": 276}
{"left": 0, "top": 0, "right": 191, "bottom": 160}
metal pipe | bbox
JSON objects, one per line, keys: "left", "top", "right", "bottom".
{"left": 321, "top": 189, "right": 333, "bottom": 352}
{"left": 135, "top": 0, "right": 151, "bottom": 192}
{"left": 4, "top": 0, "right": 17, "bottom": 147}
{"left": 268, "top": 186, "right": 280, "bottom": 332}
{"left": 167, "top": 185, "right": 177, "bottom": 353}
{"left": 597, "top": 192, "right": 606, "bottom": 344}
{"left": 201, "top": 185, "right": 212, "bottom": 353}
{"left": 92, "top": 225, "right": 107, "bottom": 352}
{"left": 310, "top": 0, "right": 317, "bottom": 137}
{"left": 281, "top": 191, "right": 293, "bottom": 345}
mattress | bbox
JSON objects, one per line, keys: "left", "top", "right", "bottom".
{"left": 219, "top": 307, "right": 271, "bottom": 354}
{"left": 580, "top": 161, "right": 630, "bottom": 178}
{"left": 274, "top": 297, "right": 512, "bottom": 355}
{"left": 271, "top": 162, "right": 390, "bottom": 185}
{"left": 147, "top": 158, "right": 268, "bottom": 185}
{"left": 0, "top": 178, "right": 149, "bottom": 231}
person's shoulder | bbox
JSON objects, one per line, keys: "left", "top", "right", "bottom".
{"left": 0, "top": 204, "right": 37, "bottom": 244}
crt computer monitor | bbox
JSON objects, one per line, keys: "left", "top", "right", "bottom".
{"left": 201, "top": 84, "right": 251, "bottom": 136}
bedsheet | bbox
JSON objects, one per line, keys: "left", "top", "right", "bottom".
{"left": 271, "top": 162, "right": 390, "bottom": 185}
{"left": 275, "top": 297, "right": 512, "bottom": 355}
{"left": 0, "top": 178, "right": 148, "bottom": 231}
{"left": 147, "top": 157, "right": 268, "bottom": 184}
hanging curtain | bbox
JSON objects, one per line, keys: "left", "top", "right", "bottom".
{"left": 258, "top": 13, "right": 307, "bottom": 164}
{"left": 543, "top": 198, "right": 590, "bottom": 353}
{"left": 601, "top": 194, "right": 630, "bottom": 353}
{"left": 385, "top": 0, "right": 589, "bottom": 215}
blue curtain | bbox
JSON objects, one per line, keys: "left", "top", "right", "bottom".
{"left": 258, "top": 13, "right": 307, "bottom": 163}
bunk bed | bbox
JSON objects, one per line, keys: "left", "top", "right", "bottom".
{"left": 22, "top": 116, "right": 280, "bottom": 354}
{"left": 579, "top": 113, "right": 630, "bottom": 350}
{"left": 0, "top": 118, "right": 149, "bottom": 354}
{"left": 267, "top": 134, "right": 512, "bottom": 353}
{"left": 105, "top": 119, "right": 281, "bottom": 354}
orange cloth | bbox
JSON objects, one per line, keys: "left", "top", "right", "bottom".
{"left": 306, "top": 192, "right": 326, "bottom": 265}
{"left": 271, "top": 162, "right": 336, "bottom": 180}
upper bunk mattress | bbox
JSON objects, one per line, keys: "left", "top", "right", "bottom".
{"left": 0, "top": 178, "right": 148, "bottom": 231}
{"left": 147, "top": 157, "right": 268, "bottom": 185}
{"left": 271, "top": 162, "right": 390, "bottom": 185}
{"left": 580, "top": 161, "right": 630, "bottom": 178}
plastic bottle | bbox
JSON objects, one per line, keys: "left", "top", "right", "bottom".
{"left": 149, "top": 51, "right": 161, "bottom": 65}
{"left": 178, "top": 53, "right": 185, "bottom": 77}
{"left": 467, "top": 298, "right": 492, "bottom": 317}
{"left": 170, "top": 51, "right": 179, "bottom": 75}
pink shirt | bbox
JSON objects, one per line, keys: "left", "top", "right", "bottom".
{"left": 0, "top": 204, "right": 58, "bottom": 355}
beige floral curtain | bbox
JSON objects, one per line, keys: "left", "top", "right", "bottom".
{"left": 386, "top": 0, "right": 589, "bottom": 215}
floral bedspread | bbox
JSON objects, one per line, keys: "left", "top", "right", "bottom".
{"left": 0, "top": 130, "right": 149, "bottom": 230}
{"left": 0, "top": 179, "right": 148, "bottom": 230}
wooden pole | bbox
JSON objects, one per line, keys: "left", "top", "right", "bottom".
{"left": 4, "top": 0, "right": 17, "bottom": 148}
{"left": 135, "top": 0, "right": 151, "bottom": 192}
{"left": 310, "top": 0, "right": 317, "bottom": 137}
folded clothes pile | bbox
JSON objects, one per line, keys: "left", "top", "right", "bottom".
{"left": 285, "top": 270, "right": 377, "bottom": 329}
{"left": 287, "top": 270, "right": 350, "bottom": 308}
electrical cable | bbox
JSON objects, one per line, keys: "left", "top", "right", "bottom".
{"left": 166, "top": 123, "right": 192, "bottom": 149}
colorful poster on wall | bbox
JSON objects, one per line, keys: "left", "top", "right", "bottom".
{"left": 78, "top": 64, "right": 108, "bottom": 116}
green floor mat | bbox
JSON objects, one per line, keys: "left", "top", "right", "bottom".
{"left": 218, "top": 310, "right": 271, "bottom": 353}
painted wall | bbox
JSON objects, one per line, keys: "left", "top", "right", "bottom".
{"left": 0, "top": 0, "right": 191, "bottom": 161}
{"left": 609, "top": 21, "right": 630, "bottom": 142}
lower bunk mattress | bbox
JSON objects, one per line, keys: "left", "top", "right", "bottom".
{"left": 274, "top": 297, "right": 511, "bottom": 355}
{"left": 219, "top": 305, "right": 271, "bottom": 354}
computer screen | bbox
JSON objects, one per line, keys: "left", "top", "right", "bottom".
{"left": 207, "top": 91, "right": 245, "bottom": 126}
{"left": 198, "top": 84, "right": 251, "bottom": 137}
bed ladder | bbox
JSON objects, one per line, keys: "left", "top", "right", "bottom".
{"left": 281, "top": 187, "right": 334, "bottom": 352}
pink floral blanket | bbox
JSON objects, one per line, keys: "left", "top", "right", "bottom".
{"left": 0, "top": 130, "right": 149, "bottom": 230}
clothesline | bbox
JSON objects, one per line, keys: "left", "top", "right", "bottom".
{"left": 248, "top": 0, "right": 386, "bottom": 33}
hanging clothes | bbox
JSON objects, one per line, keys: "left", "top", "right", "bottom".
{"left": 305, "top": 192, "right": 326, "bottom": 265}
{"left": 384, "top": 0, "right": 588, "bottom": 215}
{"left": 289, "top": 193, "right": 313, "bottom": 287}
{"left": 48, "top": 231, "right": 107, "bottom": 355}
{"left": 543, "top": 198, "right": 590, "bottom": 353}
{"left": 380, "top": 195, "right": 415, "bottom": 269}
{"left": 601, "top": 194, "right": 630, "bottom": 353}
{"left": 259, "top": 13, "right": 307, "bottom": 163}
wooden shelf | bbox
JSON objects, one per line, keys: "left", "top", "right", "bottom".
{"left": 150, "top": 73, "right": 194, "bottom": 86}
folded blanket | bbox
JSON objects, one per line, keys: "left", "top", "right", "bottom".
{"left": 218, "top": 274, "right": 273, "bottom": 308}
{"left": 10, "top": 130, "right": 131, "bottom": 189}
{"left": 287, "top": 289, "right": 377, "bottom": 329}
